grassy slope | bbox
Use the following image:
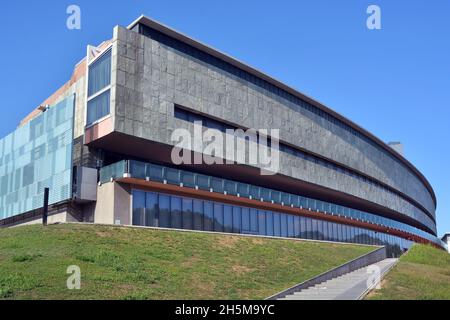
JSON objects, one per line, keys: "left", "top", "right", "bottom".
{"left": 0, "top": 223, "right": 373, "bottom": 300}
{"left": 368, "top": 244, "right": 450, "bottom": 300}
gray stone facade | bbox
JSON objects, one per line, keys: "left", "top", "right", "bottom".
{"left": 110, "top": 26, "right": 436, "bottom": 233}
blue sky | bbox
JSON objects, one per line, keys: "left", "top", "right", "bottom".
{"left": 0, "top": 1, "right": 448, "bottom": 235}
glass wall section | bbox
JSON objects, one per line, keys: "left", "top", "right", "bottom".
{"left": 232, "top": 206, "right": 241, "bottom": 233}
{"left": 193, "top": 199, "right": 203, "bottom": 230}
{"left": 182, "top": 198, "right": 193, "bottom": 230}
{"left": 131, "top": 189, "right": 409, "bottom": 257}
{"left": 213, "top": 203, "right": 224, "bottom": 232}
{"left": 146, "top": 192, "right": 158, "bottom": 227}
{"left": 132, "top": 190, "right": 145, "bottom": 226}
{"left": 159, "top": 194, "right": 170, "bottom": 228}
{"left": 224, "top": 205, "right": 233, "bottom": 233}
{"left": 0, "top": 96, "right": 74, "bottom": 220}
{"left": 102, "top": 160, "right": 442, "bottom": 246}
{"left": 204, "top": 201, "right": 214, "bottom": 231}
{"left": 87, "top": 49, "right": 111, "bottom": 126}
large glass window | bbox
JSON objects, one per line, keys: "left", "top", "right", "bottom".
{"left": 273, "top": 213, "right": 281, "bottom": 237}
{"left": 88, "top": 49, "right": 112, "bottom": 96}
{"left": 171, "top": 196, "right": 182, "bottom": 229}
{"left": 193, "top": 199, "right": 203, "bottom": 230}
{"left": 232, "top": 206, "right": 241, "bottom": 233}
{"left": 266, "top": 211, "right": 274, "bottom": 236}
{"left": 145, "top": 192, "right": 158, "bottom": 227}
{"left": 159, "top": 194, "right": 171, "bottom": 228}
{"left": 280, "top": 214, "right": 288, "bottom": 237}
{"left": 182, "top": 198, "right": 193, "bottom": 230}
{"left": 258, "top": 210, "right": 266, "bottom": 236}
{"left": 87, "top": 49, "right": 111, "bottom": 126}
{"left": 294, "top": 216, "right": 300, "bottom": 238}
{"left": 250, "top": 209, "right": 258, "bottom": 233}
{"left": 204, "top": 201, "right": 214, "bottom": 231}
{"left": 224, "top": 205, "right": 233, "bottom": 233}
{"left": 214, "top": 204, "right": 224, "bottom": 232}
{"left": 242, "top": 208, "right": 250, "bottom": 232}
{"left": 87, "top": 89, "right": 110, "bottom": 125}
{"left": 129, "top": 189, "right": 422, "bottom": 257}
{"left": 288, "top": 215, "right": 295, "bottom": 238}
{"left": 132, "top": 190, "right": 145, "bottom": 226}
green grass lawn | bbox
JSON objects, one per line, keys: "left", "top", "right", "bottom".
{"left": 367, "top": 244, "right": 450, "bottom": 300}
{"left": 0, "top": 223, "right": 374, "bottom": 300}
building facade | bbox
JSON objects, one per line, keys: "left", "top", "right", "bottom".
{"left": 0, "top": 16, "right": 445, "bottom": 256}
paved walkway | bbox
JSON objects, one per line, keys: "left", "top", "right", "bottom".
{"left": 280, "top": 258, "right": 398, "bottom": 300}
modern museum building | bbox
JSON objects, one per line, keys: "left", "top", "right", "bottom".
{"left": 0, "top": 16, "right": 445, "bottom": 256}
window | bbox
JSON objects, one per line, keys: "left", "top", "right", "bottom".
{"left": 88, "top": 49, "right": 112, "bottom": 96}
{"left": 159, "top": 194, "right": 171, "bottom": 228}
{"left": 294, "top": 216, "right": 300, "bottom": 238}
{"left": 87, "top": 90, "right": 110, "bottom": 126}
{"left": 203, "top": 201, "right": 214, "bottom": 231}
{"left": 250, "top": 209, "right": 258, "bottom": 233}
{"left": 193, "top": 200, "right": 203, "bottom": 230}
{"left": 265, "top": 211, "right": 274, "bottom": 236}
{"left": 22, "top": 164, "right": 34, "bottom": 187}
{"left": 273, "top": 213, "right": 281, "bottom": 237}
{"left": 288, "top": 215, "right": 295, "bottom": 238}
{"left": 258, "top": 210, "right": 266, "bottom": 235}
{"left": 242, "top": 208, "right": 250, "bottom": 232}
{"left": 132, "top": 190, "right": 145, "bottom": 226}
{"left": 223, "top": 205, "right": 233, "bottom": 233}
{"left": 87, "top": 49, "right": 112, "bottom": 126}
{"left": 232, "top": 206, "right": 241, "bottom": 233}
{"left": 182, "top": 198, "right": 193, "bottom": 230}
{"left": 171, "top": 197, "right": 182, "bottom": 229}
{"left": 145, "top": 192, "right": 158, "bottom": 227}
{"left": 213, "top": 203, "right": 224, "bottom": 232}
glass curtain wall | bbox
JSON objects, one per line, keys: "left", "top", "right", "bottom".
{"left": 132, "top": 189, "right": 407, "bottom": 257}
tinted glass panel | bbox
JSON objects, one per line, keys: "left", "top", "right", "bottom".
{"left": 258, "top": 211, "right": 266, "bottom": 235}
{"left": 87, "top": 90, "right": 110, "bottom": 125}
{"left": 193, "top": 199, "right": 203, "bottom": 230}
{"left": 182, "top": 198, "right": 193, "bottom": 230}
{"left": 88, "top": 49, "right": 111, "bottom": 96}
{"left": 250, "top": 209, "right": 258, "bottom": 233}
{"left": 171, "top": 196, "right": 182, "bottom": 229}
{"left": 203, "top": 201, "right": 214, "bottom": 231}
{"left": 132, "top": 190, "right": 145, "bottom": 226}
{"left": 224, "top": 205, "right": 233, "bottom": 233}
{"left": 145, "top": 192, "right": 158, "bottom": 227}
{"left": 266, "top": 211, "right": 274, "bottom": 236}
{"left": 213, "top": 203, "right": 224, "bottom": 232}
{"left": 273, "top": 213, "right": 281, "bottom": 237}
{"left": 159, "top": 194, "right": 171, "bottom": 228}
{"left": 232, "top": 206, "right": 241, "bottom": 233}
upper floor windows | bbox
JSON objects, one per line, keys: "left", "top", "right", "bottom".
{"left": 88, "top": 49, "right": 111, "bottom": 96}
{"left": 87, "top": 48, "right": 111, "bottom": 126}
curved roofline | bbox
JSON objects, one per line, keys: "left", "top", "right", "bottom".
{"left": 127, "top": 15, "right": 437, "bottom": 207}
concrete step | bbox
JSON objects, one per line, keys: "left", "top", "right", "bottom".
{"left": 281, "top": 258, "right": 398, "bottom": 300}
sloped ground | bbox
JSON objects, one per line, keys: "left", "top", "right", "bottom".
{"left": 0, "top": 223, "right": 373, "bottom": 300}
{"left": 367, "top": 244, "right": 450, "bottom": 300}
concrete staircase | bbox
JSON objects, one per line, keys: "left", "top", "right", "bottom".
{"left": 280, "top": 258, "right": 398, "bottom": 300}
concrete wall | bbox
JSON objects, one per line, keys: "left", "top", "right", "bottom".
{"left": 109, "top": 26, "right": 436, "bottom": 233}
{"left": 94, "top": 182, "right": 131, "bottom": 225}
